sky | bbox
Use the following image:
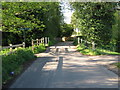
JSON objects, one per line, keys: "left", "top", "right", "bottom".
{"left": 60, "top": 0, "right": 120, "bottom": 24}
{"left": 60, "top": 1, "right": 74, "bottom": 24}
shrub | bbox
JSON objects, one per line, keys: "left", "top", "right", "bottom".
{"left": 48, "top": 40, "right": 58, "bottom": 46}
{"left": 2, "top": 47, "right": 35, "bottom": 84}
{"left": 33, "top": 44, "right": 46, "bottom": 54}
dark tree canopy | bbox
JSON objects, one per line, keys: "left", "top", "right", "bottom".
{"left": 2, "top": 2, "right": 63, "bottom": 46}
{"left": 61, "top": 23, "right": 73, "bottom": 37}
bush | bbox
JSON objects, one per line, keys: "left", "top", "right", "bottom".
{"left": 2, "top": 47, "right": 35, "bottom": 84}
{"left": 48, "top": 40, "right": 58, "bottom": 46}
{"left": 33, "top": 44, "right": 46, "bottom": 54}
{"left": 0, "top": 48, "right": 15, "bottom": 56}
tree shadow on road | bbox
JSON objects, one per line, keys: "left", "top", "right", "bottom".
{"left": 56, "top": 57, "right": 63, "bottom": 73}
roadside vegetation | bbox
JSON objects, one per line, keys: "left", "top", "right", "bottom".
{"left": 77, "top": 44, "right": 120, "bottom": 55}
{"left": 2, "top": 43, "right": 48, "bottom": 85}
{"left": 2, "top": 47, "right": 35, "bottom": 85}
{"left": 2, "top": 39, "right": 60, "bottom": 86}
{"left": 71, "top": 2, "right": 120, "bottom": 53}
{"left": 71, "top": 2, "right": 120, "bottom": 69}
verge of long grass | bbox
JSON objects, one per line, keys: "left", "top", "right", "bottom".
{"left": 77, "top": 45, "right": 120, "bottom": 55}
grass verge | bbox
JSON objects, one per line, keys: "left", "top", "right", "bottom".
{"left": 77, "top": 44, "right": 120, "bottom": 55}
{"left": 2, "top": 47, "right": 36, "bottom": 86}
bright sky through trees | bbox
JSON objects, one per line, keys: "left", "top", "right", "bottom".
{"left": 60, "top": 1, "right": 74, "bottom": 24}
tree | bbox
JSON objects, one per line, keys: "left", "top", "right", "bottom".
{"left": 70, "top": 2, "right": 116, "bottom": 47}
{"left": 61, "top": 23, "right": 73, "bottom": 37}
{"left": 2, "top": 2, "right": 63, "bottom": 46}
{"left": 114, "top": 5, "right": 120, "bottom": 53}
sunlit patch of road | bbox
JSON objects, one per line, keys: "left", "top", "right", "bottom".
{"left": 10, "top": 42, "right": 118, "bottom": 88}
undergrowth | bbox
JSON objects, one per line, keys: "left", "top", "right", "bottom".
{"left": 77, "top": 44, "right": 120, "bottom": 55}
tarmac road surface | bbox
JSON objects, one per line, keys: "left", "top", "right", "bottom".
{"left": 10, "top": 42, "right": 119, "bottom": 88}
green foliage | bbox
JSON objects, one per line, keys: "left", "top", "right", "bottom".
{"left": 71, "top": 2, "right": 116, "bottom": 46}
{"left": 112, "top": 9, "right": 120, "bottom": 53}
{"left": 43, "top": 2, "right": 63, "bottom": 38}
{"left": 2, "top": 40, "right": 58, "bottom": 85}
{"left": 0, "top": 48, "right": 10, "bottom": 55}
{"left": 73, "top": 38, "right": 78, "bottom": 46}
{"left": 48, "top": 39, "right": 59, "bottom": 46}
{"left": 77, "top": 44, "right": 120, "bottom": 55}
{"left": 2, "top": 47, "right": 35, "bottom": 84}
{"left": 2, "top": 2, "right": 63, "bottom": 46}
{"left": 33, "top": 44, "right": 46, "bottom": 54}
{"left": 61, "top": 23, "right": 74, "bottom": 37}
{"left": 2, "top": 32, "right": 22, "bottom": 46}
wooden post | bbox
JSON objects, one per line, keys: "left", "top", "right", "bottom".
{"left": 81, "top": 39, "right": 82, "bottom": 43}
{"left": 45, "top": 37, "right": 47, "bottom": 46}
{"left": 32, "top": 39, "right": 34, "bottom": 51}
{"left": 40, "top": 38, "right": 41, "bottom": 44}
{"left": 48, "top": 37, "right": 49, "bottom": 44}
{"left": 45, "top": 37, "right": 47, "bottom": 45}
{"left": 23, "top": 42, "right": 25, "bottom": 48}
{"left": 46, "top": 37, "right": 48, "bottom": 45}
{"left": 41, "top": 38, "right": 43, "bottom": 44}
{"left": 92, "top": 42, "right": 95, "bottom": 50}
{"left": 40, "top": 38, "right": 42, "bottom": 44}
{"left": 38, "top": 39, "right": 40, "bottom": 45}
{"left": 36, "top": 39, "right": 38, "bottom": 46}
{"left": 43, "top": 37, "right": 45, "bottom": 45}
{"left": 78, "top": 37, "right": 80, "bottom": 45}
{"left": 9, "top": 44, "right": 12, "bottom": 53}
{"left": 44, "top": 37, "right": 46, "bottom": 46}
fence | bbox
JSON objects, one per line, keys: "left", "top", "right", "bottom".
{"left": 31, "top": 37, "right": 49, "bottom": 51}
{"left": 77, "top": 37, "right": 96, "bottom": 50}
{"left": 1, "top": 37, "right": 50, "bottom": 55}
{"left": 1, "top": 42, "right": 25, "bottom": 55}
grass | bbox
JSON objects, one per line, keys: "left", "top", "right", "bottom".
{"left": 77, "top": 44, "right": 120, "bottom": 55}
{"left": 0, "top": 48, "right": 18, "bottom": 56}
{"left": 0, "top": 44, "right": 46, "bottom": 55}
{"left": 31, "top": 44, "right": 46, "bottom": 54}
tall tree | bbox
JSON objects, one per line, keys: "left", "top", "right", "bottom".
{"left": 2, "top": 2, "right": 63, "bottom": 46}
{"left": 115, "top": 3, "right": 120, "bottom": 52}
{"left": 71, "top": 2, "right": 116, "bottom": 46}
